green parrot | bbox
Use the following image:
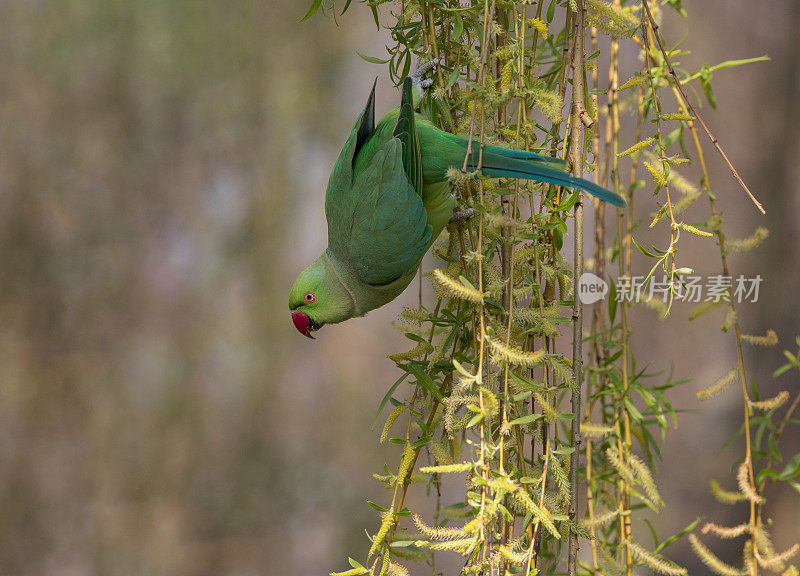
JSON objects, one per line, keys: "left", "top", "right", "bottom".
{"left": 289, "top": 72, "right": 625, "bottom": 338}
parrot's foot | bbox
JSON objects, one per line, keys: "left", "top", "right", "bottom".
{"left": 411, "top": 58, "right": 443, "bottom": 97}
{"left": 450, "top": 207, "right": 476, "bottom": 222}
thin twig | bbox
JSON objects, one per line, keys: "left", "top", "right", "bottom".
{"left": 641, "top": 0, "right": 765, "bottom": 214}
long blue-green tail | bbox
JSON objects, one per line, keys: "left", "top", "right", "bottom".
{"left": 456, "top": 139, "right": 627, "bottom": 207}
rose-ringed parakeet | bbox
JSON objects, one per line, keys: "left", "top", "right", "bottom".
{"left": 289, "top": 71, "right": 625, "bottom": 338}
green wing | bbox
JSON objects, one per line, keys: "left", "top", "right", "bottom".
{"left": 326, "top": 78, "right": 431, "bottom": 286}
{"left": 348, "top": 138, "right": 431, "bottom": 285}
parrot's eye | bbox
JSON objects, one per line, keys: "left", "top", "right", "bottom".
{"left": 304, "top": 292, "right": 315, "bottom": 304}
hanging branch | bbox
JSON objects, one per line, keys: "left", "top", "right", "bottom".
{"left": 567, "top": 2, "right": 587, "bottom": 575}
{"left": 641, "top": 0, "right": 765, "bottom": 214}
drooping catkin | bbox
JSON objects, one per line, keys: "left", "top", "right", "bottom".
{"left": 534, "top": 392, "right": 559, "bottom": 423}
{"left": 617, "top": 137, "right": 655, "bottom": 157}
{"left": 702, "top": 522, "right": 750, "bottom": 539}
{"left": 696, "top": 367, "right": 738, "bottom": 401}
{"left": 606, "top": 446, "right": 636, "bottom": 485}
{"left": 627, "top": 541, "right": 688, "bottom": 576}
{"left": 396, "top": 444, "right": 416, "bottom": 486}
{"left": 727, "top": 226, "right": 769, "bottom": 253}
{"left": 749, "top": 390, "right": 789, "bottom": 411}
{"left": 741, "top": 329, "right": 778, "bottom": 347}
{"left": 580, "top": 422, "right": 616, "bottom": 438}
{"left": 628, "top": 452, "right": 664, "bottom": 507}
{"left": 486, "top": 336, "right": 545, "bottom": 366}
{"left": 387, "top": 562, "right": 410, "bottom": 576}
{"left": 756, "top": 543, "right": 800, "bottom": 571}
{"left": 369, "top": 507, "right": 396, "bottom": 558}
{"left": 387, "top": 341, "right": 433, "bottom": 362}
{"left": 528, "top": 17, "right": 548, "bottom": 39}
{"left": 710, "top": 478, "right": 748, "bottom": 504}
{"left": 493, "top": 544, "right": 529, "bottom": 565}
{"left": 330, "top": 567, "right": 369, "bottom": 576}
{"left": 619, "top": 73, "right": 647, "bottom": 91}
{"left": 430, "top": 269, "right": 484, "bottom": 303}
{"left": 689, "top": 534, "right": 746, "bottom": 576}
{"left": 736, "top": 460, "right": 765, "bottom": 504}
{"left": 644, "top": 161, "right": 668, "bottom": 187}
{"left": 579, "top": 509, "right": 620, "bottom": 528}
{"left": 412, "top": 513, "right": 467, "bottom": 541}
{"left": 510, "top": 488, "right": 560, "bottom": 539}
{"left": 419, "top": 462, "right": 472, "bottom": 474}
{"left": 380, "top": 404, "right": 406, "bottom": 443}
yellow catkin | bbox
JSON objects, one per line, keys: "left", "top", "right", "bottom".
{"left": 486, "top": 336, "right": 545, "bottom": 367}
{"left": 369, "top": 507, "right": 396, "bottom": 558}
{"left": 749, "top": 390, "right": 790, "bottom": 411}
{"left": 419, "top": 462, "right": 472, "bottom": 474}
{"left": 580, "top": 509, "right": 620, "bottom": 528}
{"left": 606, "top": 446, "right": 635, "bottom": 485}
{"left": 741, "top": 329, "right": 778, "bottom": 347}
{"left": 511, "top": 488, "right": 560, "bottom": 539}
{"left": 494, "top": 545, "right": 529, "bottom": 565}
{"left": 380, "top": 404, "right": 406, "bottom": 444}
{"left": 680, "top": 223, "right": 714, "bottom": 237}
{"left": 330, "top": 568, "right": 368, "bottom": 576}
{"left": 702, "top": 522, "right": 750, "bottom": 539}
{"left": 710, "top": 478, "right": 748, "bottom": 504}
{"left": 396, "top": 444, "right": 416, "bottom": 486}
{"left": 661, "top": 112, "right": 695, "bottom": 122}
{"left": 428, "top": 441, "right": 453, "bottom": 465}
{"left": 782, "top": 565, "right": 799, "bottom": 576}
{"left": 728, "top": 226, "right": 769, "bottom": 253}
{"left": 689, "top": 534, "right": 746, "bottom": 576}
{"left": 757, "top": 544, "right": 800, "bottom": 572}
{"left": 387, "top": 341, "right": 433, "bottom": 362}
{"left": 534, "top": 392, "right": 559, "bottom": 423}
{"left": 628, "top": 452, "right": 664, "bottom": 507}
{"left": 581, "top": 422, "right": 616, "bottom": 438}
{"left": 619, "top": 73, "right": 646, "bottom": 91}
{"left": 696, "top": 368, "right": 739, "bottom": 401}
{"left": 627, "top": 542, "right": 687, "bottom": 576}
{"left": 528, "top": 17, "right": 548, "bottom": 39}
{"left": 736, "top": 460, "right": 765, "bottom": 504}
{"left": 412, "top": 513, "right": 467, "bottom": 541}
{"left": 431, "top": 269, "right": 484, "bottom": 303}
{"left": 644, "top": 161, "right": 668, "bottom": 187}
{"left": 417, "top": 537, "right": 475, "bottom": 552}
{"left": 500, "top": 64, "right": 513, "bottom": 94}
{"left": 387, "top": 562, "right": 410, "bottom": 576}
{"left": 722, "top": 308, "right": 737, "bottom": 332}
{"left": 617, "top": 136, "right": 655, "bottom": 157}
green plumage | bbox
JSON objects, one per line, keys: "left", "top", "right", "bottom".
{"left": 288, "top": 78, "right": 626, "bottom": 332}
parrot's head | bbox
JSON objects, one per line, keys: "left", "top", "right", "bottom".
{"left": 289, "top": 252, "right": 355, "bottom": 338}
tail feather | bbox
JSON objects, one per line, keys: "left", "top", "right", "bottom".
{"left": 455, "top": 139, "right": 626, "bottom": 207}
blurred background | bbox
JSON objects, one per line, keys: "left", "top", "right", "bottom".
{"left": 0, "top": 1, "right": 797, "bottom": 574}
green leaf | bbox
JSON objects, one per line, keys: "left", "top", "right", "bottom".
{"left": 778, "top": 452, "right": 800, "bottom": 480}
{"left": 300, "top": 0, "right": 323, "bottom": 22}
{"left": 373, "top": 372, "right": 409, "bottom": 428}
{"left": 407, "top": 363, "right": 443, "bottom": 401}
{"left": 508, "top": 413, "right": 543, "bottom": 426}
{"left": 453, "top": 13, "right": 463, "bottom": 38}
{"left": 655, "top": 517, "right": 702, "bottom": 552}
{"left": 367, "top": 500, "right": 388, "bottom": 512}
{"left": 632, "top": 236, "right": 658, "bottom": 258}
{"left": 546, "top": 0, "right": 556, "bottom": 23}
{"left": 357, "top": 51, "right": 390, "bottom": 65}
{"left": 349, "top": 558, "right": 366, "bottom": 570}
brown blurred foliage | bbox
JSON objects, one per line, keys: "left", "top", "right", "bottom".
{"left": 0, "top": 0, "right": 797, "bottom": 575}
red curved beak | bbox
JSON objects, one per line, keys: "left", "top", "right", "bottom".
{"left": 291, "top": 310, "right": 321, "bottom": 339}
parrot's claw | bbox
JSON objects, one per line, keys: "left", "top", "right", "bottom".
{"left": 411, "top": 58, "right": 443, "bottom": 98}
{"left": 450, "top": 207, "right": 476, "bottom": 222}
